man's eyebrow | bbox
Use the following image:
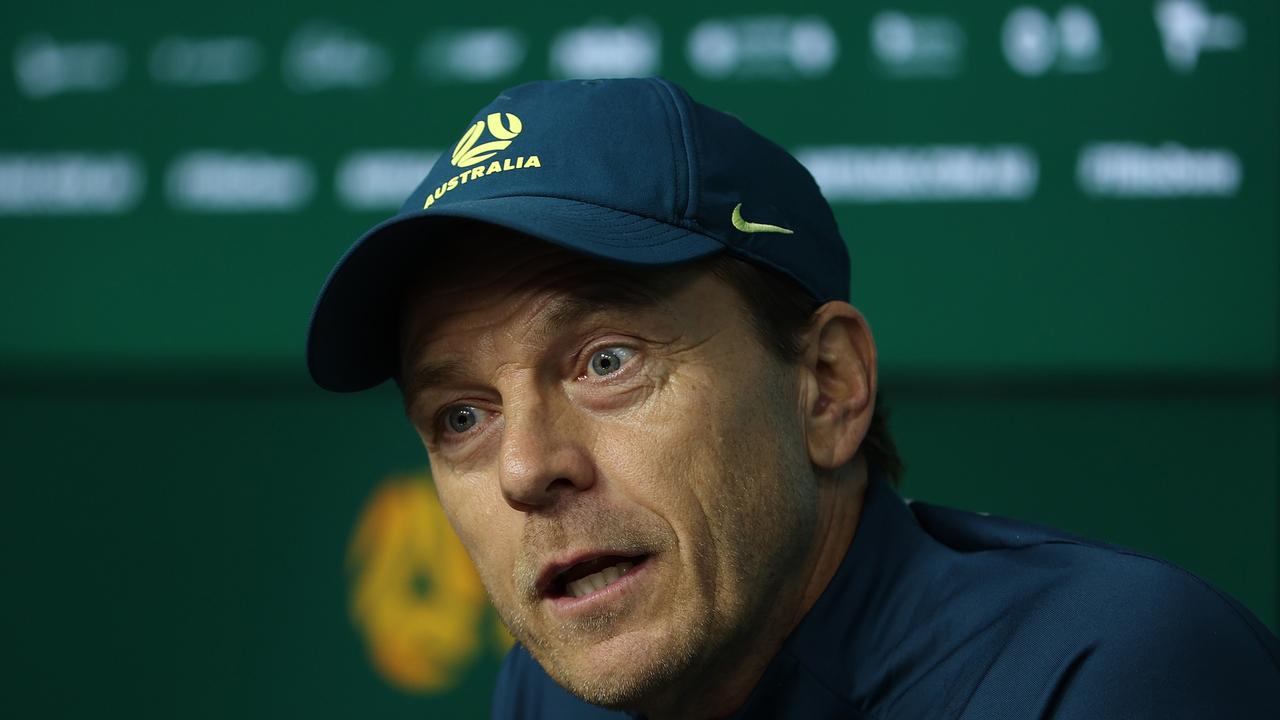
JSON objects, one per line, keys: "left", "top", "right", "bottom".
{"left": 400, "top": 272, "right": 674, "bottom": 409}
{"left": 542, "top": 275, "right": 669, "bottom": 332}
{"left": 401, "top": 359, "right": 468, "bottom": 413}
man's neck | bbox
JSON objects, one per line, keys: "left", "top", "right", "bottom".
{"left": 644, "top": 457, "right": 870, "bottom": 719}
{"left": 793, "top": 456, "right": 869, "bottom": 629}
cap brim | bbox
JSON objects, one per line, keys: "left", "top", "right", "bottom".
{"left": 306, "top": 195, "right": 726, "bottom": 392}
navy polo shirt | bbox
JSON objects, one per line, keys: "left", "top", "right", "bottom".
{"left": 492, "top": 471, "right": 1280, "bottom": 718}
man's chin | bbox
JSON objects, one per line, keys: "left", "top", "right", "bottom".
{"left": 535, "top": 626, "right": 704, "bottom": 710}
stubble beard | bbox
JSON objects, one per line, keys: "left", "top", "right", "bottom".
{"left": 488, "top": 455, "right": 816, "bottom": 713}
{"left": 484, "top": 363, "right": 817, "bottom": 712}
{"left": 485, "top": 503, "right": 702, "bottom": 709}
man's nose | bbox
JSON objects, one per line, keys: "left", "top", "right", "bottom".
{"left": 498, "top": 398, "right": 597, "bottom": 512}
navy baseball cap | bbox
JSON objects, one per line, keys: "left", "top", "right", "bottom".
{"left": 307, "top": 76, "right": 849, "bottom": 392}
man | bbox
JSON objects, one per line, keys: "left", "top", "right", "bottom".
{"left": 307, "top": 78, "right": 1279, "bottom": 718}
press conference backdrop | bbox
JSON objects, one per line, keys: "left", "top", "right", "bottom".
{"left": 2, "top": 1, "right": 1275, "bottom": 717}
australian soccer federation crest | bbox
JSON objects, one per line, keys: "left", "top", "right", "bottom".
{"left": 423, "top": 112, "right": 542, "bottom": 210}
{"left": 346, "top": 470, "right": 512, "bottom": 693}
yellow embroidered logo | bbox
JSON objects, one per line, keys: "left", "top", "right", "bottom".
{"left": 423, "top": 111, "right": 542, "bottom": 210}
{"left": 451, "top": 112, "right": 522, "bottom": 167}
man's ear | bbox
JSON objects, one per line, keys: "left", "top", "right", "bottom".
{"left": 798, "top": 302, "right": 877, "bottom": 470}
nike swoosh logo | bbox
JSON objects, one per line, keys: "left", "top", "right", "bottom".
{"left": 731, "top": 203, "right": 794, "bottom": 235}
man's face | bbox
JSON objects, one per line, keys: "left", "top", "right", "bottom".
{"left": 398, "top": 235, "right": 820, "bottom": 708}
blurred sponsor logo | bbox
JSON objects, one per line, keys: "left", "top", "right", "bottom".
{"left": 166, "top": 151, "right": 314, "bottom": 212}
{"left": 550, "top": 19, "right": 660, "bottom": 78}
{"left": 337, "top": 150, "right": 441, "bottom": 211}
{"left": 1077, "top": 142, "right": 1241, "bottom": 197}
{"left": 795, "top": 145, "right": 1038, "bottom": 203}
{"left": 149, "top": 36, "right": 262, "bottom": 86}
{"left": 0, "top": 152, "right": 143, "bottom": 214}
{"left": 13, "top": 34, "right": 126, "bottom": 99}
{"left": 1002, "top": 5, "right": 1105, "bottom": 77}
{"left": 283, "top": 22, "right": 391, "bottom": 92}
{"left": 418, "top": 28, "right": 526, "bottom": 83}
{"left": 687, "top": 16, "right": 838, "bottom": 80}
{"left": 870, "top": 11, "right": 964, "bottom": 78}
{"left": 347, "top": 471, "right": 511, "bottom": 693}
{"left": 1154, "top": 0, "right": 1244, "bottom": 73}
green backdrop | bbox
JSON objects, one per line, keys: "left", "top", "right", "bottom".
{"left": 3, "top": 1, "right": 1275, "bottom": 718}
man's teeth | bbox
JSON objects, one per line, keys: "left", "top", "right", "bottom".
{"left": 565, "top": 561, "right": 635, "bottom": 599}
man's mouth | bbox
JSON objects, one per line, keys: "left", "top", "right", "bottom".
{"left": 539, "top": 552, "right": 649, "bottom": 600}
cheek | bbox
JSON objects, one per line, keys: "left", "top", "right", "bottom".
{"left": 597, "top": 370, "right": 720, "bottom": 475}
{"left": 435, "top": 471, "right": 520, "bottom": 598}
{"left": 625, "top": 363, "right": 769, "bottom": 463}
{"left": 589, "top": 368, "right": 750, "bottom": 536}
{"left": 616, "top": 359, "right": 805, "bottom": 524}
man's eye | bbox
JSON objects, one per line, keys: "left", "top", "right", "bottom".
{"left": 588, "top": 347, "right": 636, "bottom": 377}
{"left": 442, "top": 405, "right": 484, "bottom": 434}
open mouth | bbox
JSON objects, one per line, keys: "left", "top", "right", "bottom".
{"left": 543, "top": 553, "right": 649, "bottom": 600}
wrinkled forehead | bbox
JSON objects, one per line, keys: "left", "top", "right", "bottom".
{"left": 395, "top": 224, "right": 704, "bottom": 367}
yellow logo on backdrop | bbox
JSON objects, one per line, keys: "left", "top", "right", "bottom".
{"left": 423, "top": 111, "right": 542, "bottom": 210}
{"left": 347, "top": 471, "right": 513, "bottom": 693}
